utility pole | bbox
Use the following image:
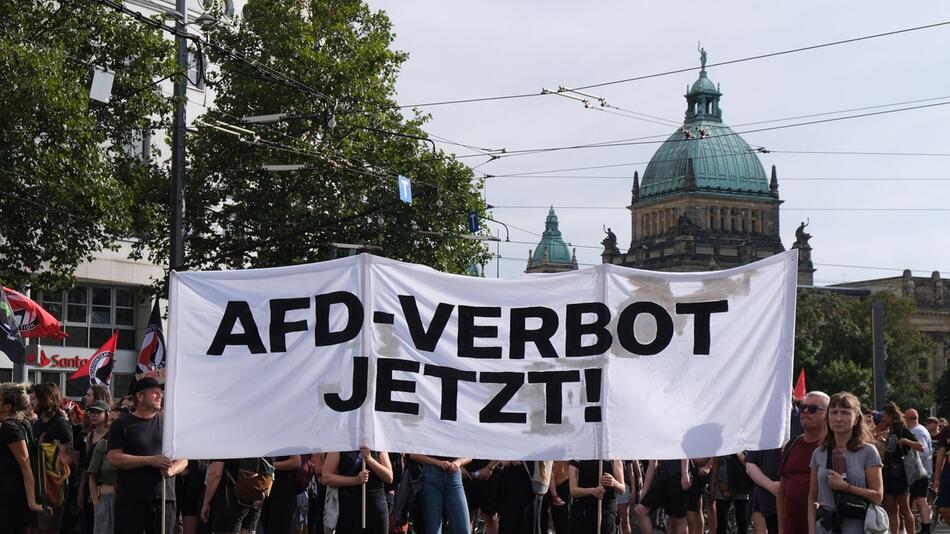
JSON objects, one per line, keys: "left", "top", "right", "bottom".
{"left": 170, "top": 0, "right": 187, "bottom": 271}
{"left": 871, "top": 301, "right": 886, "bottom": 408}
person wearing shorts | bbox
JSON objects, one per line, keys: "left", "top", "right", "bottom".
{"left": 635, "top": 460, "right": 690, "bottom": 534}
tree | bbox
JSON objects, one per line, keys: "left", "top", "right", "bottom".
{"left": 794, "top": 289, "right": 936, "bottom": 409}
{"left": 0, "top": 0, "right": 174, "bottom": 289}
{"left": 133, "top": 0, "right": 489, "bottom": 275}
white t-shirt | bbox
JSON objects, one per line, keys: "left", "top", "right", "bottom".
{"left": 909, "top": 423, "right": 933, "bottom": 475}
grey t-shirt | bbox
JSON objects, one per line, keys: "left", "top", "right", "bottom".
{"left": 809, "top": 443, "right": 882, "bottom": 534}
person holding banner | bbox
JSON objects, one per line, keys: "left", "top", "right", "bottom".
{"left": 409, "top": 453, "right": 472, "bottom": 534}
{"left": 1, "top": 382, "right": 45, "bottom": 534}
{"left": 323, "top": 449, "right": 392, "bottom": 534}
{"left": 107, "top": 377, "right": 187, "bottom": 534}
{"left": 569, "top": 459, "right": 625, "bottom": 534}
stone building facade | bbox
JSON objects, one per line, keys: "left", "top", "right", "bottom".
{"left": 832, "top": 271, "right": 950, "bottom": 388}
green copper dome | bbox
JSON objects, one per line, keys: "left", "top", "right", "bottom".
{"left": 531, "top": 207, "right": 573, "bottom": 265}
{"left": 639, "top": 65, "right": 769, "bottom": 199}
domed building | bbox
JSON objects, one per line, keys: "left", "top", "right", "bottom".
{"left": 603, "top": 51, "right": 813, "bottom": 284}
{"left": 526, "top": 207, "right": 578, "bottom": 273}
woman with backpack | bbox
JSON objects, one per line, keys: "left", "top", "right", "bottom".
{"left": 323, "top": 448, "right": 393, "bottom": 534}
{"left": 29, "top": 382, "right": 73, "bottom": 534}
{"left": 1, "top": 382, "right": 45, "bottom": 534}
{"left": 879, "top": 402, "right": 924, "bottom": 534}
{"left": 806, "top": 392, "right": 883, "bottom": 534}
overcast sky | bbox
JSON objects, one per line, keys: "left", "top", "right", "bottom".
{"left": 365, "top": 0, "right": 950, "bottom": 282}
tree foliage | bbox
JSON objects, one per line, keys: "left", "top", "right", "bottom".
{"left": 795, "top": 289, "right": 936, "bottom": 409}
{"left": 134, "top": 0, "right": 489, "bottom": 275}
{"left": 0, "top": 0, "right": 174, "bottom": 289}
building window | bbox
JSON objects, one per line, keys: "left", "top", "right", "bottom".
{"left": 188, "top": 50, "right": 205, "bottom": 90}
{"left": 122, "top": 128, "right": 151, "bottom": 160}
{"left": 40, "top": 286, "right": 136, "bottom": 351}
{"left": 0, "top": 369, "right": 11, "bottom": 383}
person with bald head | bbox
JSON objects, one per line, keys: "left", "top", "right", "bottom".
{"left": 905, "top": 408, "right": 934, "bottom": 534}
{"left": 777, "top": 391, "right": 828, "bottom": 534}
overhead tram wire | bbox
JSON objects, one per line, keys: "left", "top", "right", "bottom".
{"left": 477, "top": 99, "right": 950, "bottom": 160}
{"left": 396, "top": 20, "right": 950, "bottom": 109}
{"left": 487, "top": 205, "right": 950, "bottom": 212}
{"left": 95, "top": 0, "right": 494, "bottom": 161}
{"left": 486, "top": 147, "right": 950, "bottom": 178}
{"left": 501, "top": 93, "right": 950, "bottom": 165}
{"left": 482, "top": 175, "right": 950, "bottom": 182}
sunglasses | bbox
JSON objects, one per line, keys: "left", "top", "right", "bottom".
{"left": 802, "top": 404, "right": 826, "bottom": 414}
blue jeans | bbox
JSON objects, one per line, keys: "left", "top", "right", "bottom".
{"left": 420, "top": 464, "right": 471, "bottom": 534}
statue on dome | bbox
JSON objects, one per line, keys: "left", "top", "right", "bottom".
{"left": 794, "top": 219, "right": 812, "bottom": 248}
{"left": 698, "top": 42, "right": 707, "bottom": 69}
{"left": 602, "top": 226, "right": 620, "bottom": 254}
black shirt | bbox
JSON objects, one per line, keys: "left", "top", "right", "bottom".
{"left": 656, "top": 459, "right": 682, "bottom": 478}
{"left": 571, "top": 460, "right": 617, "bottom": 508}
{"left": 883, "top": 428, "right": 917, "bottom": 472}
{"left": 107, "top": 413, "right": 175, "bottom": 503}
{"left": 0, "top": 419, "right": 28, "bottom": 497}
{"left": 339, "top": 451, "right": 384, "bottom": 496}
{"left": 270, "top": 455, "right": 299, "bottom": 499}
{"left": 32, "top": 414, "right": 72, "bottom": 445}
{"left": 745, "top": 449, "right": 781, "bottom": 515}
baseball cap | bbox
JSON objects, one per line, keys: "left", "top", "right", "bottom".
{"left": 87, "top": 400, "right": 112, "bottom": 413}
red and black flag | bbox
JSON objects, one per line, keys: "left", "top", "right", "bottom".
{"left": 67, "top": 331, "right": 117, "bottom": 397}
{"left": 3, "top": 287, "right": 67, "bottom": 340}
{"left": 136, "top": 299, "right": 165, "bottom": 374}
{"left": 0, "top": 288, "right": 25, "bottom": 364}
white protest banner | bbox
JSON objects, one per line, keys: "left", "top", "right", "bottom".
{"left": 164, "top": 250, "right": 797, "bottom": 460}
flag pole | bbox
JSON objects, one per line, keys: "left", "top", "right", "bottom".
{"left": 161, "top": 477, "right": 167, "bottom": 534}
{"left": 361, "top": 481, "right": 367, "bottom": 528}
{"left": 596, "top": 459, "right": 603, "bottom": 533}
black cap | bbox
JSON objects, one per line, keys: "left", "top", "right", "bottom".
{"left": 129, "top": 377, "right": 164, "bottom": 396}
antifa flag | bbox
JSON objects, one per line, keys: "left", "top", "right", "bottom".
{"left": 137, "top": 299, "right": 166, "bottom": 373}
{"left": 67, "top": 331, "right": 117, "bottom": 397}
{"left": 0, "top": 289, "right": 25, "bottom": 364}
{"left": 2, "top": 287, "right": 67, "bottom": 339}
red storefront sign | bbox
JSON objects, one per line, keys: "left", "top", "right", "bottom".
{"left": 26, "top": 350, "right": 91, "bottom": 370}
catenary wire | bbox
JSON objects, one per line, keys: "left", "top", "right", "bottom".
{"left": 398, "top": 20, "right": 950, "bottom": 108}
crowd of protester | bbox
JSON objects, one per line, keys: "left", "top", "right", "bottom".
{"left": 1, "top": 380, "right": 949, "bottom": 534}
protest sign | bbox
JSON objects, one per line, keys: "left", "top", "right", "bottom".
{"left": 164, "top": 251, "right": 797, "bottom": 460}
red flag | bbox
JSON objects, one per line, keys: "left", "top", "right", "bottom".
{"left": 137, "top": 299, "right": 166, "bottom": 373}
{"left": 67, "top": 332, "right": 117, "bottom": 397}
{"left": 793, "top": 368, "right": 806, "bottom": 400}
{"left": 2, "top": 287, "right": 67, "bottom": 339}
